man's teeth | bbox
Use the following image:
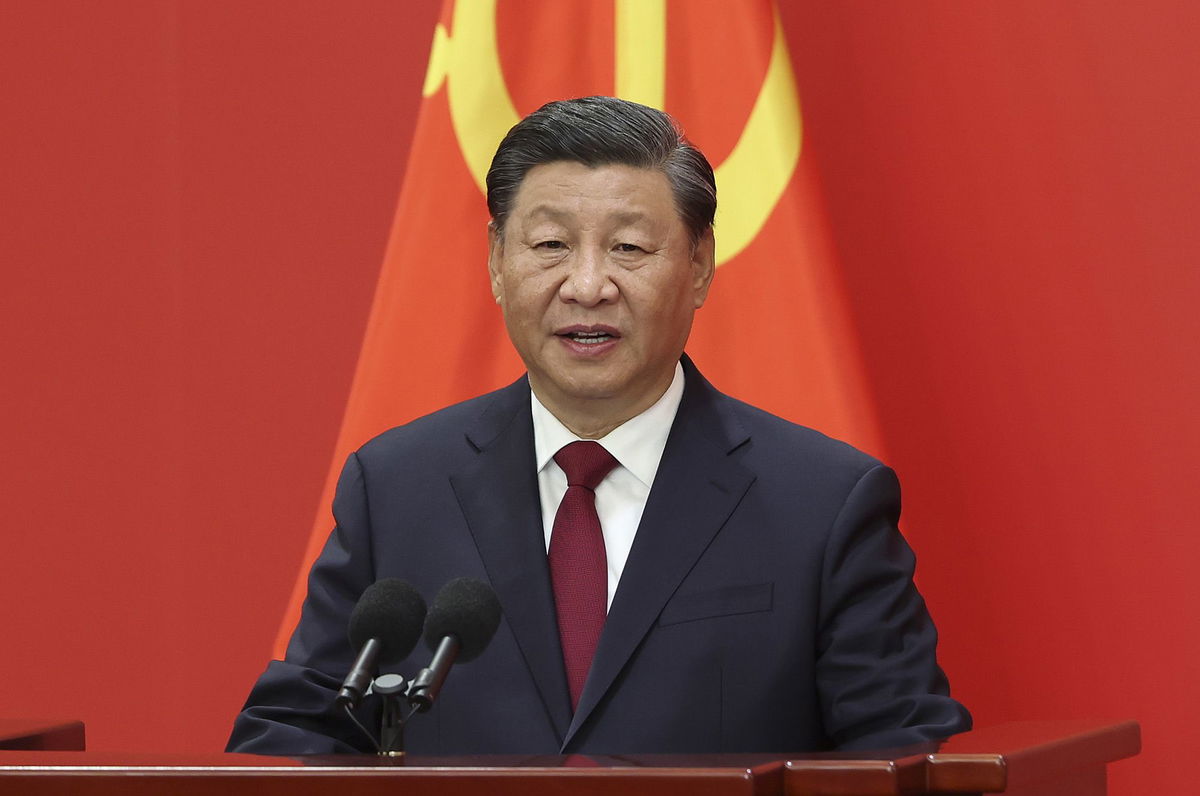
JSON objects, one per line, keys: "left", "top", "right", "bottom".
{"left": 569, "top": 332, "right": 612, "bottom": 344}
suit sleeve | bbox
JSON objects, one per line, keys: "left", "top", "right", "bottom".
{"left": 815, "top": 464, "right": 972, "bottom": 750}
{"left": 226, "top": 452, "right": 380, "bottom": 754}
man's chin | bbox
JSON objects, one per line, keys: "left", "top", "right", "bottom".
{"left": 530, "top": 368, "right": 628, "bottom": 406}
{"left": 547, "top": 378, "right": 624, "bottom": 404}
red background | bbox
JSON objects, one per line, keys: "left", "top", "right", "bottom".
{"left": 1, "top": 2, "right": 1196, "bottom": 794}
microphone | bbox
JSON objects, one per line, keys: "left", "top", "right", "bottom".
{"left": 336, "top": 579, "right": 427, "bottom": 709}
{"left": 407, "top": 577, "right": 502, "bottom": 712}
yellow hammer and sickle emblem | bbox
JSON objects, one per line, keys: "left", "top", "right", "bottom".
{"left": 422, "top": 0, "right": 802, "bottom": 267}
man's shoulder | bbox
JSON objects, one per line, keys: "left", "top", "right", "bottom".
{"left": 354, "top": 378, "right": 528, "bottom": 465}
{"left": 684, "top": 363, "right": 884, "bottom": 478}
{"left": 727, "top": 394, "right": 880, "bottom": 466}
{"left": 698, "top": 386, "right": 899, "bottom": 520}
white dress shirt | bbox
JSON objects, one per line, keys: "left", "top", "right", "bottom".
{"left": 531, "top": 362, "right": 685, "bottom": 610}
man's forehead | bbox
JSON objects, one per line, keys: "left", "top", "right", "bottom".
{"left": 508, "top": 161, "right": 677, "bottom": 223}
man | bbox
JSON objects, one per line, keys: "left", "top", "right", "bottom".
{"left": 228, "top": 96, "right": 970, "bottom": 755}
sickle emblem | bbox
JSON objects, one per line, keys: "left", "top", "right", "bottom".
{"left": 422, "top": 0, "right": 802, "bottom": 267}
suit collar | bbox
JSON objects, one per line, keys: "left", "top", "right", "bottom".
{"left": 451, "top": 377, "right": 574, "bottom": 742}
{"left": 530, "top": 360, "right": 685, "bottom": 489}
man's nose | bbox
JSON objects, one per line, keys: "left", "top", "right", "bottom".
{"left": 559, "top": 247, "right": 618, "bottom": 306}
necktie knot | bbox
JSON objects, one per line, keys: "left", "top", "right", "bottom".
{"left": 554, "top": 441, "right": 619, "bottom": 490}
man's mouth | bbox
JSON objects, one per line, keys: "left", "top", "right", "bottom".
{"left": 564, "top": 331, "right": 614, "bottom": 345}
{"left": 557, "top": 326, "right": 620, "bottom": 347}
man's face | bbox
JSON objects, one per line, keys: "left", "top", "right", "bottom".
{"left": 488, "top": 161, "right": 714, "bottom": 427}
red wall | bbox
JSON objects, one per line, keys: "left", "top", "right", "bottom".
{"left": 780, "top": 6, "right": 1200, "bottom": 796}
{"left": 0, "top": 0, "right": 439, "bottom": 752}
{"left": 2, "top": 2, "right": 1195, "bottom": 794}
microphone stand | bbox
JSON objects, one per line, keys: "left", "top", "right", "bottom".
{"left": 372, "top": 674, "right": 410, "bottom": 757}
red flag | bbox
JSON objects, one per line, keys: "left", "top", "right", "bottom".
{"left": 275, "top": 0, "right": 881, "bottom": 655}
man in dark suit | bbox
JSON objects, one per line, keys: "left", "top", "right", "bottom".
{"left": 228, "top": 96, "right": 970, "bottom": 755}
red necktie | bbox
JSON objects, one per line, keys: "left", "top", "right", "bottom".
{"left": 549, "top": 440, "right": 619, "bottom": 711}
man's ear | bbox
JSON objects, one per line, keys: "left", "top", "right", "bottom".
{"left": 691, "top": 226, "right": 716, "bottom": 308}
{"left": 487, "top": 221, "right": 504, "bottom": 305}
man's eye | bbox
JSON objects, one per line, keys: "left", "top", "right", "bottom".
{"left": 615, "top": 243, "right": 643, "bottom": 253}
{"left": 535, "top": 240, "right": 565, "bottom": 250}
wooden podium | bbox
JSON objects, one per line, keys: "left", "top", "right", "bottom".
{"left": 0, "top": 719, "right": 1139, "bottom": 795}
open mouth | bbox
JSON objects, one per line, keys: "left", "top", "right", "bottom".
{"left": 563, "top": 330, "right": 614, "bottom": 345}
{"left": 557, "top": 325, "right": 620, "bottom": 347}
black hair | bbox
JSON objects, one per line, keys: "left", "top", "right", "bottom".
{"left": 486, "top": 96, "right": 716, "bottom": 244}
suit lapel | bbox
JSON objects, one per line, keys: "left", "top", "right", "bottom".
{"left": 449, "top": 379, "right": 573, "bottom": 743}
{"left": 563, "top": 361, "right": 756, "bottom": 747}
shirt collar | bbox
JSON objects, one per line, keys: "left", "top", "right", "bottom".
{"left": 531, "top": 361, "right": 685, "bottom": 488}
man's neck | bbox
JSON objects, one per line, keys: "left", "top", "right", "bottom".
{"left": 530, "top": 368, "right": 679, "bottom": 440}
{"left": 541, "top": 401, "right": 644, "bottom": 440}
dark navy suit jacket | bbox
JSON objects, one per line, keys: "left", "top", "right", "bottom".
{"left": 228, "top": 358, "right": 970, "bottom": 755}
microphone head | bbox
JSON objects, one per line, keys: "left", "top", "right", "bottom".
{"left": 424, "top": 577, "right": 502, "bottom": 662}
{"left": 348, "top": 578, "right": 427, "bottom": 666}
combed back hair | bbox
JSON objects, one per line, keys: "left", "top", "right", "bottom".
{"left": 486, "top": 96, "right": 716, "bottom": 245}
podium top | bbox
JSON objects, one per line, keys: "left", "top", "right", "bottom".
{"left": 0, "top": 719, "right": 1140, "bottom": 796}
